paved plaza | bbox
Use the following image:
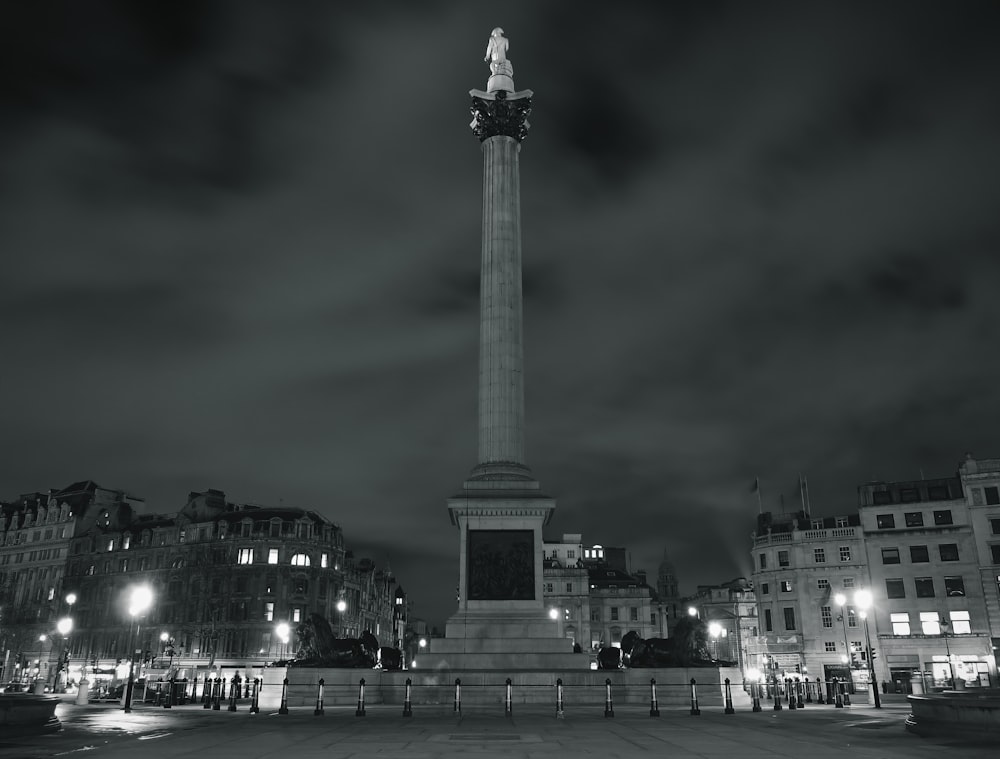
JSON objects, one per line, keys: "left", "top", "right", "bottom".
{"left": 0, "top": 693, "right": 995, "bottom": 759}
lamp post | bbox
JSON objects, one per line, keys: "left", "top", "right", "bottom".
{"left": 336, "top": 598, "right": 347, "bottom": 637}
{"left": 939, "top": 618, "right": 956, "bottom": 688}
{"left": 159, "top": 632, "right": 176, "bottom": 672}
{"left": 123, "top": 585, "right": 153, "bottom": 714}
{"left": 708, "top": 622, "right": 724, "bottom": 661}
{"left": 53, "top": 617, "right": 73, "bottom": 692}
{"left": 853, "top": 589, "right": 880, "bottom": 709}
{"left": 275, "top": 622, "right": 290, "bottom": 662}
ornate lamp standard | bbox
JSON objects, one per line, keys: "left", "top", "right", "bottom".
{"left": 853, "top": 589, "right": 881, "bottom": 709}
{"left": 275, "top": 622, "right": 290, "bottom": 662}
{"left": 336, "top": 598, "right": 348, "bottom": 637}
{"left": 122, "top": 585, "right": 153, "bottom": 714}
{"left": 939, "top": 617, "right": 956, "bottom": 687}
{"left": 159, "top": 632, "right": 176, "bottom": 673}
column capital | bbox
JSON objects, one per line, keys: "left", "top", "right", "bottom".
{"left": 469, "top": 89, "right": 533, "bottom": 143}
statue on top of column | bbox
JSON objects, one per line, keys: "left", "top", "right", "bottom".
{"left": 485, "top": 27, "right": 512, "bottom": 78}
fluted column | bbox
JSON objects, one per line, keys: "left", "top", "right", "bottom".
{"left": 478, "top": 134, "right": 525, "bottom": 467}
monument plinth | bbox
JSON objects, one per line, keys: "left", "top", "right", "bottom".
{"left": 429, "top": 29, "right": 583, "bottom": 670}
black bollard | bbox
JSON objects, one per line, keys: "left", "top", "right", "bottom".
{"left": 403, "top": 677, "right": 413, "bottom": 718}
{"left": 689, "top": 678, "right": 701, "bottom": 716}
{"left": 751, "top": 682, "right": 762, "bottom": 713}
{"left": 842, "top": 678, "right": 851, "bottom": 706}
{"left": 805, "top": 677, "right": 813, "bottom": 703}
{"left": 250, "top": 678, "right": 260, "bottom": 714}
{"left": 604, "top": 678, "right": 614, "bottom": 718}
{"left": 244, "top": 677, "right": 250, "bottom": 699}
{"left": 314, "top": 677, "right": 325, "bottom": 716}
{"left": 649, "top": 678, "right": 660, "bottom": 717}
{"left": 773, "top": 676, "right": 782, "bottom": 711}
{"left": 454, "top": 678, "right": 461, "bottom": 714}
{"left": 228, "top": 676, "right": 238, "bottom": 712}
{"left": 356, "top": 677, "right": 367, "bottom": 717}
{"left": 278, "top": 677, "right": 289, "bottom": 715}
{"left": 556, "top": 678, "right": 565, "bottom": 719}
{"left": 724, "top": 677, "right": 735, "bottom": 714}
{"left": 797, "top": 679, "right": 804, "bottom": 709}
{"left": 787, "top": 679, "right": 797, "bottom": 710}
{"left": 164, "top": 676, "right": 174, "bottom": 709}
{"left": 834, "top": 677, "right": 844, "bottom": 708}
{"left": 505, "top": 678, "right": 513, "bottom": 717}
{"left": 817, "top": 678, "right": 826, "bottom": 705}
{"left": 203, "top": 676, "right": 211, "bottom": 707}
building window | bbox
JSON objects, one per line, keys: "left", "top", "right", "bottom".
{"left": 630, "top": 607, "right": 638, "bottom": 622}
{"left": 270, "top": 520, "right": 281, "bottom": 537}
{"left": 783, "top": 607, "right": 796, "bottom": 631}
{"left": 881, "top": 547, "right": 900, "bottom": 564}
{"left": 760, "top": 582, "right": 769, "bottom": 595}
{"left": 846, "top": 606, "right": 858, "bottom": 628}
{"left": 814, "top": 548, "right": 826, "bottom": 563}
{"left": 759, "top": 553, "right": 767, "bottom": 569}
{"left": 817, "top": 578, "right": 830, "bottom": 590}
{"left": 836, "top": 517, "right": 849, "bottom": 527}
{"left": 179, "top": 529, "right": 185, "bottom": 544}
{"left": 591, "top": 607, "right": 600, "bottom": 622}
{"left": 885, "top": 579, "right": 906, "bottom": 599}
{"left": 990, "top": 519, "right": 1000, "bottom": 535}
{"left": 939, "top": 543, "right": 959, "bottom": 561}
{"left": 944, "top": 576, "right": 965, "bottom": 597}
{"left": 764, "top": 609, "right": 772, "bottom": 632}
{"left": 876, "top": 514, "right": 895, "bottom": 529}
{"left": 106, "top": 539, "right": 115, "bottom": 552}
{"left": 290, "top": 553, "right": 311, "bottom": 567}
{"left": 778, "top": 550, "right": 790, "bottom": 567}
{"left": 237, "top": 548, "right": 254, "bottom": 565}
{"left": 566, "top": 583, "right": 573, "bottom": 593}
{"left": 904, "top": 512, "right": 924, "bottom": 527}
{"left": 780, "top": 580, "right": 793, "bottom": 592}
{"left": 991, "top": 545, "right": 1000, "bottom": 564}
{"left": 811, "top": 519, "right": 824, "bottom": 530}
{"left": 919, "top": 611, "right": 940, "bottom": 635}
{"left": 118, "top": 559, "right": 128, "bottom": 572}
{"left": 933, "top": 510, "right": 953, "bottom": 526}
{"left": 544, "top": 583, "right": 553, "bottom": 593}
{"left": 321, "top": 552, "right": 329, "bottom": 568}
{"left": 610, "top": 608, "right": 619, "bottom": 621}
{"left": 915, "top": 577, "right": 935, "bottom": 597}
{"left": 821, "top": 606, "right": 832, "bottom": 628}
{"left": 567, "top": 550, "right": 576, "bottom": 559}
{"left": 891, "top": 612, "right": 911, "bottom": 635}
{"left": 910, "top": 545, "right": 930, "bottom": 562}
{"left": 949, "top": 610, "right": 971, "bottom": 634}
{"left": 824, "top": 641, "right": 837, "bottom": 652}
{"left": 268, "top": 549, "right": 279, "bottom": 564}
{"left": 842, "top": 577, "right": 855, "bottom": 588}
{"left": 839, "top": 546, "right": 851, "bottom": 562}
{"left": 293, "top": 578, "right": 308, "bottom": 595}
{"left": 985, "top": 486, "right": 1000, "bottom": 505}
{"left": 292, "top": 607, "right": 301, "bottom": 623}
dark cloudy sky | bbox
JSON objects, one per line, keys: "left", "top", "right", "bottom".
{"left": 3, "top": 1, "right": 999, "bottom": 629}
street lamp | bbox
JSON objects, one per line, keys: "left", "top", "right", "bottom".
{"left": 123, "top": 584, "right": 153, "bottom": 713}
{"left": 54, "top": 617, "right": 73, "bottom": 692}
{"left": 853, "top": 589, "right": 881, "bottom": 709}
{"left": 336, "top": 598, "right": 347, "bottom": 637}
{"left": 939, "top": 618, "right": 956, "bottom": 688}
{"left": 275, "top": 622, "right": 290, "bottom": 661}
{"left": 159, "top": 632, "right": 176, "bottom": 672}
{"left": 708, "top": 622, "right": 726, "bottom": 661}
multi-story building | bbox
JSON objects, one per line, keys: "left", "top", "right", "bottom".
{"left": 749, "top": 509, "right": 867, "bottom": 688}
{"left": 0, "top": 481, "right": 143, "bottom": 687}
{"left": 859, "top": 471, "right": 994, "bottom": 689}
{"left": 2, "top": 482, "right": 403, "bottom": 690}
{"left": 542, "top": 534, "right": 590, "bottom": 651}
{"left": 959, "top": 455, "right": 1000, "bottom": 652}
{"left": 687, "top": 577, "right": 757, "bottom": 671}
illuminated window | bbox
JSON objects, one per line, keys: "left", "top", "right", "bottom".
{"left": 891, "top": 612, "right": 910, "bottom": 635}
{"left": 238, "top": 548, "right": 254, "bottom": 565}
{"left": 268, "top": 549, "right": 279, "bottom": 564}
{"left": 949, "top": 610, "right": 971, "bottom": 634}
{"left": 264, "top": 602, "right": 274, "bottom": 621}
{"left": 106, "top": 539, "right": 115, "bottom": 552}
{"left": 780, "top": 580, "right": 793, "bottom": 592}
{"left": 321, "top": 553, "right": 329, "bottom": 568}
{"left": 919, "top": 611, "right": 940, "bottom": 635}
{"left": 122, "top": 534, "right": 130, "bottom": 550}
{"left": 292, "top": 608, "right": 301, "bottom": 622}
{"left": 290, "top": 553, "right": 311, "bottom": 567}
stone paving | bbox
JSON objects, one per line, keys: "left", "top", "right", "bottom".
{"left": 0, "top": 692, "right": 995, "bottom": 759}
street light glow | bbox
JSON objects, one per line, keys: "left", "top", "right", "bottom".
{"left": 128, "top": 585, "right": 153, "bottom": 617}
{"left": 57, "top": 617, "right": 73, "bottom": 636}
{"left": 65, "top": 593, "right": 77, "bottom": 606}
{"left": 275, "top": 622, "right": 290, "bottom": 643}
{"left": 708, "top": 622, "right": 723, "bottom": 638}
{"left": 687, "top": 606, "right": 697, "bottom": 617}
{"left": 854, "top": 589, "right": 872, "bottom": 610}
{"left": 833, "top": 592, "right": 847, "bottom": 607}
{"left": 548, "top": 607, "right": 559, "bottom": 620}
{"left": 336, "top": 599, "right": 347, "bottom": 613}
